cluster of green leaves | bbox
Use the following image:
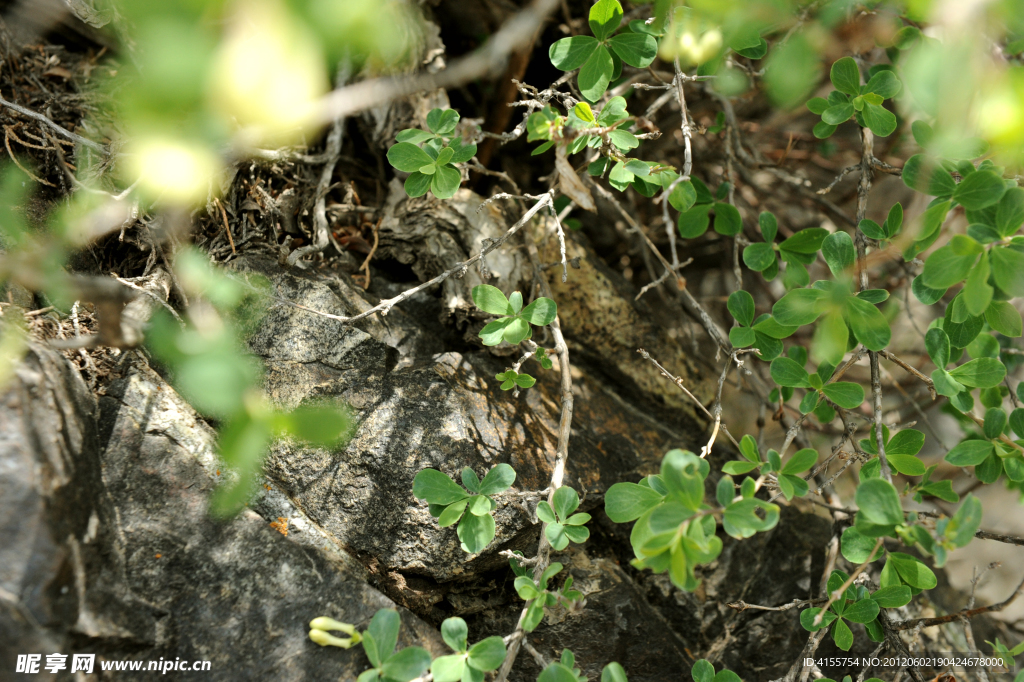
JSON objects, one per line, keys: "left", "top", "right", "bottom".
{"left": 726, "top": 290, "right": 793, "bottom": 361}
{"left": 721, "top": 435, "right": 817, "bottom": 501}
{"left": 806, "top": 58, "right": 902, "bottom": 138}
{"left": 512, "top": 562, "right": 583, "bottom": 632}
{"left": 472, "top": 285, "right": 558, "bottom": 347}
{"left": 528, "top": 97, "right": 679, "bottom": 200}
{"left": 430, "top": 617, "right": 507, "bottom": 682}
{"left": 770, "top": 353, "right": 865, "bottom": 413}
{"left": 767, "top": 230, "right": 892, "bottom": 366}
{"left": 676, "top": 178, "right": 742, "bottom": 240}
{"left": 842, "top": 471, "right": 981, "bottom": 571}
{"left": 740, "top": 211, "right": 831, "bottom": 289}
{"left": 310, "top": 611, "right": 506, "bottom": 682}
{"left": 604, "top": 450, "right": 778, "bottom": 591}
{"left": 309, "top": 609, "right": 431, "bottom": 682}
{"left": 547, "top": 0, "right": 657, "bottom": 101}
{"left": 537, "top": 486, "right": 592, "bottom": 550}
{"left": 985, "top": 637, "right": 1024, "bottom": 672}
{"left": 412, "top": 464, "right": 516, "bottom": 554}
{"left": 536, "top": 650, "right": 628, "bottom": 682}
{"left": 386, "top": 108, "right": 477, "bottom": 199}
{"left": 800, "top": 570, "right": 907, "bottom": 651}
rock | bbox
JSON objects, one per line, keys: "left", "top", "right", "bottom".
{"left": 0, "top": 342, "right": 444, "bottom": 679}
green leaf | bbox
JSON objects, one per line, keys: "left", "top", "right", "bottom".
{"left": 945, "top": 439, "right": 995, "bottom": 466}
{"left": 963, "top": 251, "right": 993, "bottom": 317}
{"left": 431, "top": 164, "right": 462, "bottom": 199}
{"left": 713, "top": 202, "right": 743, "bottom": 236}
{"left": 902, "top": 155, "right": 956, "bottom": 197}
{"left": 844, "top": 295, "right": 891, "bottom": 350}
{"left": 722, "top": 460, "right": 760, "bottom": 475}
{"left": 678, "top": 204, "right": 713, "bottom": 238}
{"left": 926, "top": 328, "right": 951, "bottom": 368}
{"left": 873, "top": 585, "right": 912, "bottom": 608}
{"left": 502, "top": 317, "right": 531, "bottom": 345}
{"left": 946, "top": 494, "right": 983, "bottom": 547}
{"left": 984, "top": 406, "right": 1007, "bottom": 439}
{"left": 478, "top": 463, "right": 516, "bottom": 496}
{"left": 729, "top": 326, "right": 756, "bottom": 347}
{"left": 888, "top": 552, "right": 937, "bottom": 589}
{"left": 366, "top": 609, "right": 402, "bottom": 667}
{"left": 862, "top": 103, "right": 897, "bottom": 137}
{"left": 758, "top": 211, "right": 778, "bottom": 242}
{"left": 753, "top": 315, "right": 799, "bottom": 339}
{"left": 989, "top": 245, "right": 1024, "bottom": 296}
{"left": 996, "top": 187, "right": 1024, "bottom": 237}
{"left": 728, "top": 290, "right": 756, "bottom": 327}
{"left": 822, "top": 382, "right": 864, "bottom": 409}
{"left": 553, "top": 486, "right": 580, "bottom": 520}
{"left": 743, "top": 242, "right": 776, "bottom": 271}
{"left": 779, "top": 227, "right": 829, "bottom": 253}
{"left": 922, "top": 239, "right": 982, "bottom": 289}
{"left": 813, "top": 121, "right": 838, "bottom": 139}
{"left": 396, "top": 129, "right": 435, "bottom": 144}
{"left": 888, "top": 429, "right": 925, "bottom": 457}
{"left": 773, "top": 288, "right": 825, "bottom": 326}
{"left": 414, "top": 469, "right": 469, "bottom": 505}
{"left": 536, "top": 500, "right": 556, "bottom": 525}
{"left": 764, "top": 35, "right": 820, "bottom": 108}
{"left": 830, "top": 57, "right": 861, "bottom": 96}
{"left": 435, "top": 146, "right": 455, "bottom": 167}
{"left": 602, "top": 662, "right": 628, "bottom": 682}
{"left": 782, "top": 448, "right": 818, "bottom": 475}
{"left": 578, "top": 45, "right": 614, "bottom": 101}
{"left": 844, "top": 598, "right": 880, "bottom": 624}
{"left": 1010, "top": 408, "right": 1024, "bottom": 441}
{"left": 521, "top": 297, "right": 557, "bottom": 326}
{"left": 430, "top": 654, "right": 465, "bottom": 682}
{"left": 466, "top": 495, "right": 491, "bottom": 517}
{"left": 479, "top": 318, "right": 513, "bottom": 346}
{"left": 458, "top": 510, "right": 496, "bottom": 554}
{"left": 888, "top": 454, "right": 925, "bottom": 476}
{"left": 430, "top": 109, "right": 461, "bottom": 135}
{"left": 822, "top": 231, "right": 856, "bottom": 276}
{"left": 605, "top": 482, "right": 664, "bottom": 522}
{"left": 608, "top": 32, "right": 657, "bottom": 68}
{"left": 859, "top": 219, "right": 887, "bottom": 240}
{"left": 380, "top": 646, "right": 431, "bottom": 682}
{"left": 865, "top": 69, "right": 902, "bottom": 98}
{"left": 472, "top": 284, "right": 511, "bottom": 316}
{"left": 912, "top": 276, "right": 946, "bottom": 306}
{"left": 438, "top": 499, "right": 468, "bottom": 527}
{"left": 806, "top": 97, "right": 829, "bottom": 115}
{"left": 855, "top": 478, "right": 904, "bottom": 526}
{"left": 466, "top": 637, "right": 506, "bottom": 671}
{"left": 800, "top": 607, "right": 837, "bottom": 632}
{"left": 953, "top": 170, "right": 1007, "bottom": 210}
{"left": 608, "top": 129, "right": 638, "bottom": 152}
{"left": 855, "top": 289, "right": 889, "bottom": 304}
{"left": 538, "top": 663, "right": 580, "bottom": 682}
{"left": 692, "top": 661, "right": 715, "bottom": 682}
{"left": 441, "top": 617, "right": 468, "bottom": 652}
{"left": 403, "top": 172, "right": 432, "bottom": 198}
{"left": 669, "top": 180, "right": 697, "bottom": 211}
{"left": 832, "top": 618, "right": 854, "bottom": 651}
{"left": 948, "top": 358, "right": 1006, "bottom": 387}
{"left": 549, "top": 34, "right": 600, "bottom": 70}
{"left": 822, "top": 103, "right": 855, "bottom": 125}
{"left": 770, "top": 357, "right": 811, "bottom": 387}
{"left": 387, "top": 143, "right": 437, "bottom": 173}
{"left": 596, "top": 96, "right": 628, "bottom": 126}
{"left": 841, "top": 526, "right": 879, "bottom": 563}
{"left": 589, "top": 0, "right": 623, "bottom": 40}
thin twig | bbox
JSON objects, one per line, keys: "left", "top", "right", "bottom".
{"left": 890, "top": 571, "right": 1024, "bottom": 631}
{"left": 0, "top": 94, "right": 105, "bottom": 152}
{"left": 310, "top": 0, "right": 561, "bottom": 125}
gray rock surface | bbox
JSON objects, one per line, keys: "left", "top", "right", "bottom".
{"left": 0, "top": 343, "right": 444, "bottom": 680}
